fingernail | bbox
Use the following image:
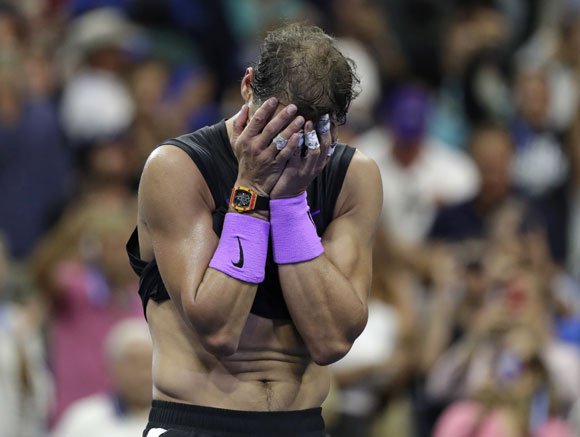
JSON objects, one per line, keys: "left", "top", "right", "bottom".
{"left": 268, "top": 97, "right": 277, "bottom": 107}
{"left": 294, "top": 116, "right": 304, "bottom": 127}
{"left": 305, "top": 130, "right": 320, "bottom": 150}
{"left": 287, "top": 104, "right": 297, "bottom": 115}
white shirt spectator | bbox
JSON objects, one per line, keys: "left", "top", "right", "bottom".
{"left": 330, "top": 299, "right": 399, "bottom": 416}
{"left": 511, "top": 132, "right": 568, "bottom": 196}
{"left": 52, "top": 393, "right": 148, "bottom": 437}
{"left": 0, "top": 304, "right": 52, "bottom": 437}
{"left": 357, "top": 127, "right": 479, "bottom": 244}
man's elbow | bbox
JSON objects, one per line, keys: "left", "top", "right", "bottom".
{"left": 183, "top": 304, "right": 239, "bottom": 356}
{"left": 311, "top": 315, "right": 368, "bottom": 366}
{"left": 310, "top": 340, "right": 353, "bottom": 366}
{"left": 200, "top": 331, "right": 238, "bottom": 357}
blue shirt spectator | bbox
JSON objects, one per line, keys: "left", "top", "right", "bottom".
{"left": 0, "top": 98, "right": 71, "bottom": 259}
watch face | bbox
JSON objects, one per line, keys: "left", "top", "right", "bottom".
{"left": 231, "top": 187, "right": 257, "bottom": 212}
{"left": 234, "top": 191, "right": 252, "bottom": 208}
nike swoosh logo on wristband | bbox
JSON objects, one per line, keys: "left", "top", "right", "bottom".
{"left": 232, "top": 237, "right": 244, "bottom": 268}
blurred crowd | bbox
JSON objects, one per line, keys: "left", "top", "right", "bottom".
{"left": 2, "top": 0, "right": 580, "bottom": 436}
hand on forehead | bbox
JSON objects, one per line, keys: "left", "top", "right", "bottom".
{"left": 249, "top": 98, "right": 333, "bottom": 127}
{"left": 245, "top": 96, "right": 336, "bottom": 158}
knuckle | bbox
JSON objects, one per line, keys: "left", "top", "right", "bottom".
{"left": 252, "top": 115, "right": 264, "bottom": 126}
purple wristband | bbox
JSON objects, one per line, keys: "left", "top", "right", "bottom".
{"left": 270, "top": 192, "right": 324, "bottom": 264}
{"left": 209, "top": 213, "right": 269, "bottom": 283}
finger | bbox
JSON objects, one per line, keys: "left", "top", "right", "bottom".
{"left": 242, "top": 97, "right": 278, "bottom": 138}
{"left": 275, "top": 131, "right": 302, "bottom": 164}
{"left": 285, "top": 136, "right": 305, "bottom": 169}
{"left": 262, "top": 115, "right": 305, "bottom": 161}
{"left": 304, "top": 145, "right": 323, "bottom": 176}
{"left": 286, "top": 122, "right": 312, "bottom": 165}
{"left": 259, "top": 103, "right": 299, "bottom": 146}
{"left": 232, "top": 104, "right": 249, "bottom": 138}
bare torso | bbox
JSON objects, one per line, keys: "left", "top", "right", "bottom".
{"left": 138, "top": 223, "right": 330, "bottom": 411}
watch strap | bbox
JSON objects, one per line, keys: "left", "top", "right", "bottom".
{"left": 254, "top": 195, "right": 270, "bottom": 211}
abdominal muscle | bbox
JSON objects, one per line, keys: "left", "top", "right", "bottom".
{"left": 146, "top": 301, "right": 330, "bottom": 411}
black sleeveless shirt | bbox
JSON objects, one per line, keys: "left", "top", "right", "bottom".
{"left": 126, "top": 120, "right": 355, "bottom": 320}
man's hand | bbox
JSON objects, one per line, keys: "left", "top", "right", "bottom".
{"left": 232, "top": 98, "right": 305, "bottom": 196}
{"left": 270, "top": 119, "right": 333, "bottom": 199}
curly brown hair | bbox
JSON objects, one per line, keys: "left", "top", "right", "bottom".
{"left": 251, "top": 23, "right": 360, "bottom": 125}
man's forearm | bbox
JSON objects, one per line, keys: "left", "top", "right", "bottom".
{"left": 177, "top": 210, "right": 269, "bottom": 356}
{"left": 181, "top": 268, "right": 258, "bottom": 356}
{"left": 278, "top": 254, "right": 367, "bottom": 365}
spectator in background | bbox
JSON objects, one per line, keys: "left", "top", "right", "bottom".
{"left": 127, "top": 57, "right": 173, "bottom": 183}
{"left": 427, "top": 266, "right": 580, "bottom": 404}
{"left": 429, "top": 265, "right": 579, "bottom": 436}
{"left": 570, "top": 398, "right": 580, "bottom": 435}
{"left": 329, "top": 0, "right": 407, "bottom": 89}
{"left": 558, "top": 8, "right": 580, "bottom": 84}
{"left": 0, "top": 238, "right": 53, "bottom": 437}
{"left": 536, "top": 111, "right": 580, "bottom": 281}
{"left": 52, "top": 318, "right": 152, "bottom": 437}
{"left": 511, "top": 65, "right": 569, "bottom": 196}
{"left": 59, "top": 7, "right": 136, "bottom": 147}
{"left": 533, "top": 111, "right": 580, "bottom": 349}
{"left": 358, "top": 85, "right": 478, "bottom": 245}
{"left": 32, "top": 202, "right": 141, "bottom": 423}
{"left": 0, "top": 2, "right": 71, "bottom": 259}
{"left": 419, "top": 122, "right": 557, "bottom": 436}
{"left": 429, "top": 3, "right": 512, "bottom": 150}
{"left": 383, "top": 0, "right": 454, "bottom": 86}
{"left": 128, "top": 54, "right": 219, "bottom": 186}
{"left": 429, "top": 124, "right": 526, "bottom": 243}
{"left": 126, "top": 0, "right": 238, "bottom": 103}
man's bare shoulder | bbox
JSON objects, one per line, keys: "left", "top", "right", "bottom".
{"left": 348, "top": 148, "right": 381, "bottom": 179}
{"left": 139, "top": 144, "right": 213, "bottom": 230}
{"left": 141, "top": 145, "right": 197, "bottom": 185}
{"left": 335, "top": 148, "right": 383, "bottom": 217}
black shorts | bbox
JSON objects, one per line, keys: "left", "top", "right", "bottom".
{"left": 143, "top": 400, "right": 326, "bottom": 437}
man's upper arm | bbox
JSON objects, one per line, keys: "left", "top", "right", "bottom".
{"left": 138, "top": 145, "right": 217, "bottom": 314}
{"left": 322, "top": 150, "right": 383, "bottom": 299}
